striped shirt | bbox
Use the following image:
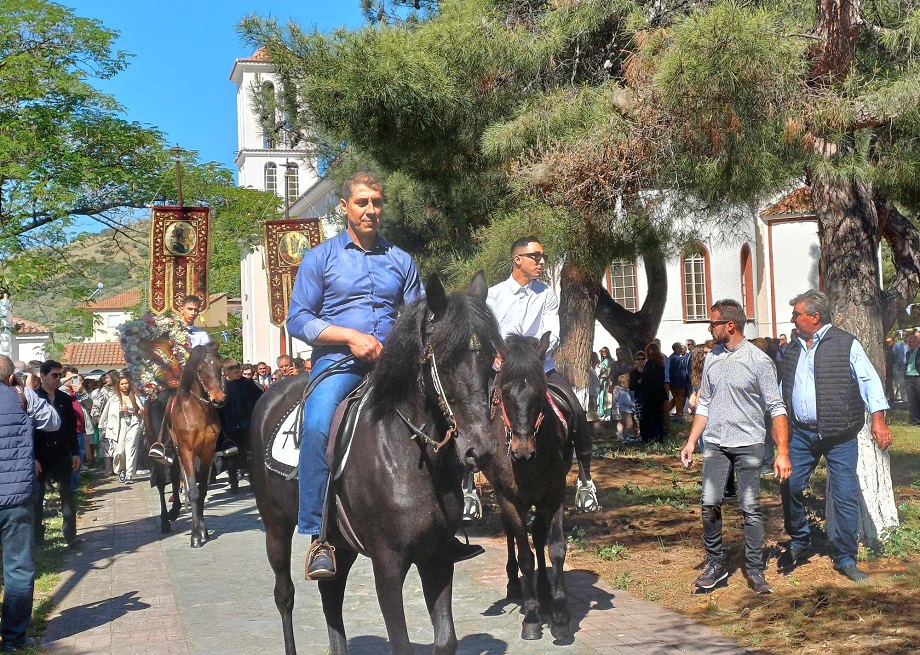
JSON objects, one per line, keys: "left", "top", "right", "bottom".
{"left": 696, "top": 339, "right": 786, "bottom": 448}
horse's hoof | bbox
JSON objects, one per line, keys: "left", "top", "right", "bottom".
{"left": 506, "top": 582, "right": 523, "bottom": 600}
{"left": 191, "top": 535, "right": 202, "bottom": 548}
{"left": 521, "top": 622, "right": 542, "bottom": 640}
{"left": 550, "top": 621, "right": 572, "bottom": 642}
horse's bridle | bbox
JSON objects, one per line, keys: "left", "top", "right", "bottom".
{"left": 490, "top": 374, "right": 570, "bottom": 456}
{"left": 189, "top": 352, "right": 225, "bottom": 407}
{"left": 397, "top": 322, "right": 491, "bottom": 453}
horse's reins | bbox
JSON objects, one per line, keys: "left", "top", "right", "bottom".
{"left": 395, "top": 343, "right": 458, "bottom": 452}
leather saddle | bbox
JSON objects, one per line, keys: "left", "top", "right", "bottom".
{"left": 324, "top": 379, "right": 370, "bottom": 480}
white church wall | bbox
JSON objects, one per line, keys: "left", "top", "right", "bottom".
{"left": 767, "top": 218, "right": 820, "bottom": 338}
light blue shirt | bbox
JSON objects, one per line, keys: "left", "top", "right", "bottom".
{"left": 287, "top": 230, "right": 423, "bottom": 364}
{"left": 487, "top": 276, "right": 560, "bottom": 373}
{"left": 790, "top": 324, "right": 889, "bottom": 424}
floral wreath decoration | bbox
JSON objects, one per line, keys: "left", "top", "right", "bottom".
{"left": 119, "top": 312, "right": 192, "bottom": 396}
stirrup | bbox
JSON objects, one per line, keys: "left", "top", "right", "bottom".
{"left": 216, "top": 440, "right": 239, "bottom": 458}
{"left": 575, "top": 479, "right": 600, "bottom": 513}
{"left": 462, "top": 489, "right": 482, "bottom": 522}
{"left": 149, "top": 443, "right": 173, "bottom": 465}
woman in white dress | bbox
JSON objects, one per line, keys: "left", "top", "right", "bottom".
{"left": 99, "top": 376, "right": 144, "bottom": 483}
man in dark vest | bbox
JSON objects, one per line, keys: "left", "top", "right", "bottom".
{"left": 33, "top": 360, "right": 81, "bottom": 547}
{"left": 776, "top": 290, "right": 892, "bottom": 583}
{"left": 0, "top": 355, "right": 60, "bottom": 651}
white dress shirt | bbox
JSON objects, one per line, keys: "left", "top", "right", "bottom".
{"left": 186, "top": 324, "right": 211, "bottom": 348}
{"left": 487, "top": 275, "right": 560, "bottom": 373}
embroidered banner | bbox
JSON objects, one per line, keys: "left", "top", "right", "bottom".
{"left": 264, "top": 218, "right": 323, "bottom": 327}
{"left": 149, "top": 206, "right": 210, "bottom": 314}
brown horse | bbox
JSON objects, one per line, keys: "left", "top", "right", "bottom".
{"left": 169, "top": 344, "right": 226, "bottom": 547}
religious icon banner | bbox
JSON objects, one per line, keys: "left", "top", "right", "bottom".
{"left": 264, "top": 218, "right": 323, "bottom": 327}
{"left": 149, "top": 206, "right": 210, "bottom": 314}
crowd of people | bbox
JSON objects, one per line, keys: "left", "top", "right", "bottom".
{"left": 0, "top": 172, "right": 899, "bottom": 650}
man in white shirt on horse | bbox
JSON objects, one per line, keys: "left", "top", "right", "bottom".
{"left": 485, "top": 236, "right": 599, "bottom": 512}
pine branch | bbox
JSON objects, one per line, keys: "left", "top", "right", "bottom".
{"left": 879, "top": 194, "right": 920, "bottom": 331}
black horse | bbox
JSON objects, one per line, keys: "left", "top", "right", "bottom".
{"left": 478, "top": 333, "right": 574, "bottom": 641}
{"left": 249, "top": 273, "right": 504, "bottom": 655}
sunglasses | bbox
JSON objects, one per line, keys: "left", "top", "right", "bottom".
{"left": 708, "top": 320, "right": 730, "bottom": 328}
{"left": 46, "top": 372, "right": 61, "bottom": 379}
{"left": 518, "top": 252, "right": 548, "bottom": 264}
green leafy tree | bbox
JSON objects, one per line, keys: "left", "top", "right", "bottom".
{"left": 1, "top": 1, "right": 278, "bottom": 341}
{"left": 240, "top": 0, "right": 681, "bottom": 391}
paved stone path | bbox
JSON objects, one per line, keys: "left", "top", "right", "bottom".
{"left": 41, "top": 474, "right": 753, "bottom": 654}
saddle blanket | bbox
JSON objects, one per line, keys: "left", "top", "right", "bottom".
{"left": 264, "top": 384, "right": 371, "bottom": 479}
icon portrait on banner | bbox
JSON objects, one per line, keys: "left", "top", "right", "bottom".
{"left": 164, "top": 221, "right": 197, "bottom": 256}
{"left": 278, "top": 231, "right": 311, "bottom": 266}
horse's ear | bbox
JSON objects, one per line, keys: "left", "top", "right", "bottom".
{"left": 468, "top": 270, "right": 488, "bottom": 302}
{"left": 496, "top": 336, "right": 508, "bottom": 361}
{"left": 538, "top": 331, "right": 552, "bottom": 360}
{"left": 425, "top": 274, "right": 448, "bottom": 318}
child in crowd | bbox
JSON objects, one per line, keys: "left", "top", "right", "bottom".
{"left": 614, "top": 374, "right": 638, "bottom": 441}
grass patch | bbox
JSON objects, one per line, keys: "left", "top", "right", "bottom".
{"left": 596, "top": 543, "right": 630, "bottom": 561}
{"left": 0, "top": 471, "right": 94, "bottom": 654}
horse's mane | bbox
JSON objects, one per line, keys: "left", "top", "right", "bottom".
{"left": 501, "top": 335, "right": 545, "bottom": 388}
{"left": 177, "top": 344, "right": 217, "bottom": 394}
{"left": 368, "top": 291, "right": 502, "bottom": 415}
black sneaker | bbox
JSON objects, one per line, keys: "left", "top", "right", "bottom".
{"left": 836, "top": 564, "right": 869, "bottom": 583}
{"left": 777, "top": 544, "right": 812, "bottom": 573}
{"left": 694, "top": 560, "right": 728, "bottom": 590}
{"left": 305, "top": 542, "right": 336, "bottom": 581}
{"left": 747, "top": 570, "right": 773, "bottom": 595}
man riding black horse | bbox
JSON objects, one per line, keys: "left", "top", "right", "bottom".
{"left": 483, "top": 236, "right": 599, "bottom": 513}
{"left": 286, "top": 172, "right": 484, "bottom": 581}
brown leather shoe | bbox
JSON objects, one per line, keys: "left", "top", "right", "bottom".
{"left": 305, "top": 541, "right": 336, "bottom": 581}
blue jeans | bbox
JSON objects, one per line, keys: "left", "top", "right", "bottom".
{"left": 781, "top": 425, "right": 860, "bottom": 568}
{"left": 701, "top": 443, "right": 764, "bottom": 573}
{"left": 0, "top": 504, "right": 35, "bottom": 648}
{"left": 297, "top": 358, "right": 364, "bottom": 536}
{"left": 71, "top": 432, "right": 86, "bottom": 491}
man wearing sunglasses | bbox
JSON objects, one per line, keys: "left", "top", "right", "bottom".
{"left": 775, "top": 289, "right": 891, "bottom": 583}
{"left": 486, "top": 236, "right": 599, "bottom": 512}
{"left": 34, "top": 360, "right": 82, "bottom": 548}
{"left": 679, "top": 299, "right": 790, "bottom": 595}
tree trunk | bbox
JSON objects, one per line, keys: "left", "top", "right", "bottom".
{"left": 595, "top": 253, "right": 668, "bottom": 354}
{"left": 877, "top": 195, "right": 920, "bottom": 331}
{"left": 555, "top": 260, "right": 599, "bottom": 404}
{"left": 811, "top": 172, "right": 899, "bottom": 541}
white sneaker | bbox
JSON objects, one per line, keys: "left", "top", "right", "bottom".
{"left": 575, "top": 479, "right": 600, "bottom": 513}
{"left": 462, "top": 489, "right": 482, "bottom": 522}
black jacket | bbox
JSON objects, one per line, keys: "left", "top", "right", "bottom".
{"left": 34, "top": 387, "right": 79, "bottom": 462}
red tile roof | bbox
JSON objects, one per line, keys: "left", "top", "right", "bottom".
{"left": 13, "top": 317, "right": 49, "bottom": 334}
{"left": 81, "top": 290, "right": 142, "bottom": 310}
{"left": 61, "top": 342, "right": 127, "bottom": 367}
{"left": 761, "top": 187, "right": 814, "bottom": 217}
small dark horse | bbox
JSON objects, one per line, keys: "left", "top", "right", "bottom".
{"left": 249, "top": 273, "right": 503, "bottom": 655}
{"left": 478, "top": 333, "right": 574, "bottom": 641}
{"left": 147, "top": 344, "right": 226, "bottom": 547}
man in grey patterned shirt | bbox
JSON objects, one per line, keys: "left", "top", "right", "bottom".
{"left": 679, "top": 299, "right": 791, "bottom": 595}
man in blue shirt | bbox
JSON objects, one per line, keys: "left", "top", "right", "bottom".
{"left": 288, "top": 173, "right": 482, "bottom": 580}
{"left": 776, "top": 289, "right": 892, "bottom": 583}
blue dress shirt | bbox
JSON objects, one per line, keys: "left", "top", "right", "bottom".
{"left": 790, "top": 323, "right": 889, "bottom": 424}
{"left": 287, "top": 230, "right": 423, "bottom": 364}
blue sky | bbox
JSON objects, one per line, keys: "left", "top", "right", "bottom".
{"left": 68, "top": 1, "right": 365, "bottom": 170}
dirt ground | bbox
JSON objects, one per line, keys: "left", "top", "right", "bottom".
{"left": 471, "top": 416, "right": 920, "bottom": 655}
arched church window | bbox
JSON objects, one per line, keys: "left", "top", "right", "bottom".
{"left": 264, "top": 162, "right": 277, "bottom": 195}
{"left": 286, "top": 166, "right": 299, "bottom": 204}
{"left": 606, "top": 261, "right": 638, "bottom": 312}
{"left": 681, "top": 243, "right": 711, "bottom": 322}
